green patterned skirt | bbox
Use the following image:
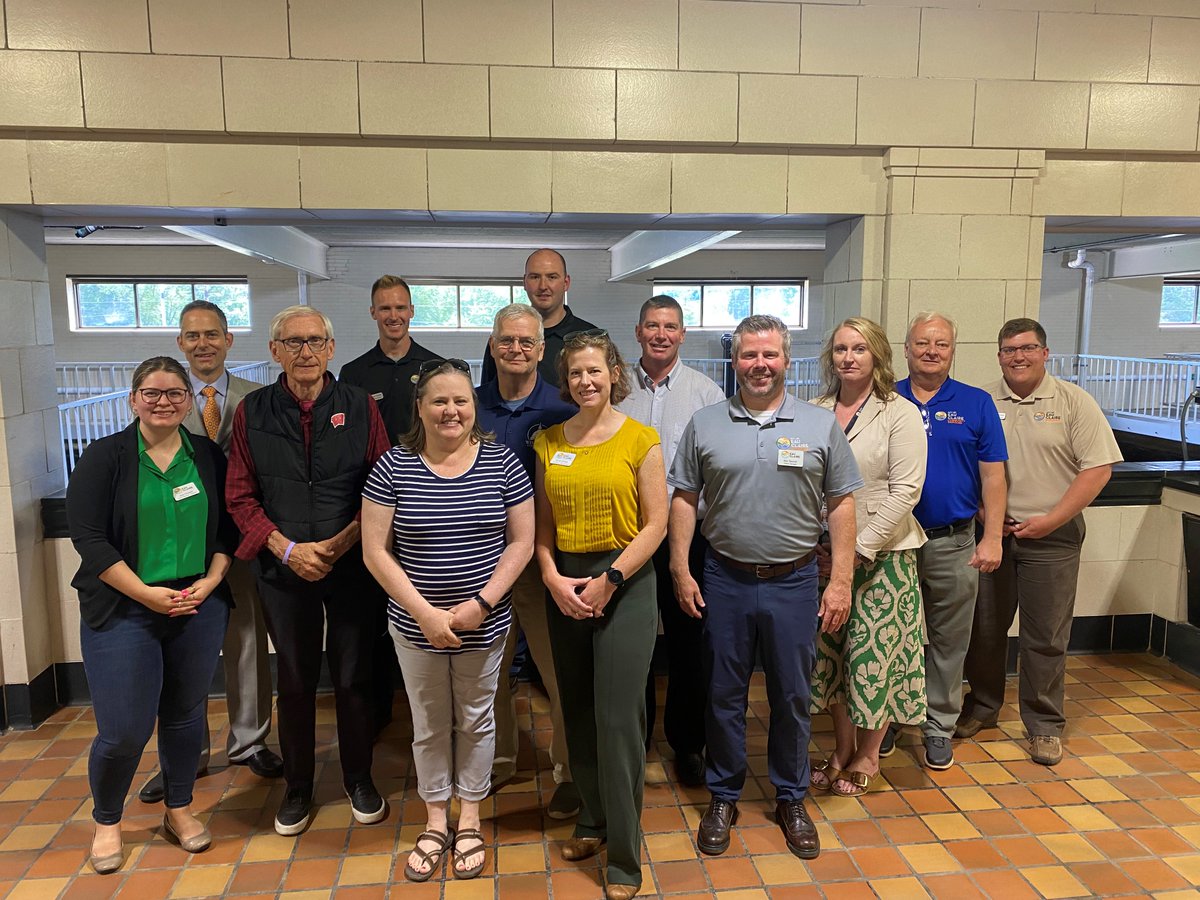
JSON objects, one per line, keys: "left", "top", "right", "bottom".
{"left": 810, "top": 549, "right": 926, "bottom": 729}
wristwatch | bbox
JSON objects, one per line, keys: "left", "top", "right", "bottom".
{"left": 605, "top": 567, "right": 625, "bottom": 587}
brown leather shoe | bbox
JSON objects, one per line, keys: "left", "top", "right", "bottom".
{"left": 775, "top": 799, "right": 819, "bottom": 860}
{"left": 606, "top": 884, "right": 639, "bottom": 900}
{"left": 560, "top": 836, "right": 604, "bottom": 861}
{"left": 697, "top": 797, "right": 739, "bottom": 856}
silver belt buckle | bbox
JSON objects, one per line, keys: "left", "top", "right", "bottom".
{"left": 755, "top": 564, "right": 773, "bottom": 579}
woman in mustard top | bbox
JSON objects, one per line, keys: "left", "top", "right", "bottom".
{"left": 533, "top": 330, "right": 667, "bottom": 900}
{"left": 67, "top": 357, "right": 235, "bottom": 874}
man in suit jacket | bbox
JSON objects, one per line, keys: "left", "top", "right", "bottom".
{"left": 138, "top": 300, "right": 283, "bottom": 803}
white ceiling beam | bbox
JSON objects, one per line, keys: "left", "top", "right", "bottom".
{"left": 1104, "top": 237, "right": 1200, "bottom": 279}
{"left": 162, "top": 225, "right": 330, "bottom": 279}
{"left": 608, "top": 230, "right": 740, "bottom": 281}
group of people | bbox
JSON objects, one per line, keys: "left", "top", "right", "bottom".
{"left": 66, "top": 246, "right": 1121, "bottom": 900}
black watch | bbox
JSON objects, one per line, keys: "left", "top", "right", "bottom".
{"left": 605, "top": 567, "right": 625, "bottom": 587}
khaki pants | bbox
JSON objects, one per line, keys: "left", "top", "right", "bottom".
{"left": 964, "top": 516, "right": 1085, "bottom": 737}
{"left": 492, "top": 562, "right": 571, "bottom": 784}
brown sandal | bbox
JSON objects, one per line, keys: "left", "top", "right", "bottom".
{"left": 403, "top": 829, "right": 451, "bottom": 882}
{"left": 452, "top": 828, "right": 487, "bottom": 879}
{"left": 809, "top": 759, "right": 844, "bottom": 793}
{"left": 830, "top": 769, "right": 877, "bottom": 798}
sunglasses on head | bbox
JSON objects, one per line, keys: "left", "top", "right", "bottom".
{"left": 417, "top": 358, "right": 471, "bottom": 378}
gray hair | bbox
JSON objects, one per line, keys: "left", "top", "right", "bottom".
{"left": 732, "top": 314, "right": 791, "bottom": 361}
{"left": 906, "top": 311, "right": 958, "bottom": 344}
{"left": 270, "top": 305, "right": 334, "bottom": 341}
{"left": 491, "top": 302, "right": 544, "bottom": 341}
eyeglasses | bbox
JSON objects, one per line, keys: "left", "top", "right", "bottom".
{"left": 495, "top": 336, "right": 541, "bottom": 351}
{"left": 276, "top": 336, "right": 330, "bottom": 353}
{"left": 998, "top": 343, "right": 1043, "bottom": 358}
{"left": 136, "top": 388, "right": 190, "bottom": 404}
{"left": 563, "top": 328, "right": 609, "bottom": 343}
{"left": 417, "top": 358, "right": 472, "bottom": 379}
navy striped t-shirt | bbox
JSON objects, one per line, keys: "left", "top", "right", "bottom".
{"left": 362, "top": 441, "right": 533, "bottom": 654}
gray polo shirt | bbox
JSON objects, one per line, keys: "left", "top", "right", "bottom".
{"left": 668, "top": 392, "right": 863, "bottom": 564}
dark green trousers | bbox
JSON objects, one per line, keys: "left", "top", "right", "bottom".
{"left": 548, "top": 549, "right": 657, "bottom": 888}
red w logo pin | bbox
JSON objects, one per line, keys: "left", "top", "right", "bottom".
{"left": 331, "top": 413, "right": 345, "bottom": 428}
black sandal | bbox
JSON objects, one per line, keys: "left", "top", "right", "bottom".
{"left": 452, "top": 828, "right": 487, "bottom": 879}
{"left": 403, "top": 829, "right": 452, "bottom": 882}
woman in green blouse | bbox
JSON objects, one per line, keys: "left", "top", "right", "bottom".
{"left": 67, "top": 356, "right": 236, "bottom": 874}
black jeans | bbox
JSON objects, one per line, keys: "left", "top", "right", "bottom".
{"left": 256, "top": 569, "right": 380, "bottom": 793}
{"left": 81, "top": 581, "right": 230, "bottom": 824}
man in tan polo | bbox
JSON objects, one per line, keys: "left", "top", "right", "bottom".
{"left": 958, "top": 318, "right": 1122, "bottom": 767}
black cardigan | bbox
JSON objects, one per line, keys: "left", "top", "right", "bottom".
{"left": 67, "top": 422, "right": 238, "bottom": 629}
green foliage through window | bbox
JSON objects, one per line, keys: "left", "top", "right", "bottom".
{"left": 410, "top": 283, "right": 527, "bottom": 328}
{"left": 651, "top": 282, "right": 807, "bottom": 328}
{"left": 1161, "top": 281, "right": 1200, "bottom": 326}
{"left": 72, "top": 279, "right": 251, "bottom": 329}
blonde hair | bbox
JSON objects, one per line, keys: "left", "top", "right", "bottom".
{"left": 819, "top": 316, "right": 896, "bottom": 402}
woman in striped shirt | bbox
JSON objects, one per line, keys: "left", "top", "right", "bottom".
{"left": 362, "top": 359, "right": 534, "bottom": 882}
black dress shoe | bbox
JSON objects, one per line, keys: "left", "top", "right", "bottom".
{"left": 697, "top": 797, "right": 738, "bottom": 855}
{"left": 775, "top": 799, "right": 819, "bottom": 859}
{"left": 674, "top": 752, "right": 706, "bottom": 788}
{"left": 138, "top": 772, "right": 165, "bottom": 804}
{"left": 232, "top": 748, "right": 284, "bottom": 779}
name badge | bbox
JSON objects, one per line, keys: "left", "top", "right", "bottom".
{"left": 550, "top": 451, "right": 576, "bottom": 467}
{"left": 371, "top": 392, "right": 384, "bottom": 401}
{"left": 777, "top": 448, "right": 805, "bottom": 468}
{"left": 173, "top": 482, "right": 200, "bottom": 502}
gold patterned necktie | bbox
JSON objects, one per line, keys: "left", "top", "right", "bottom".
{"left": 200, "top": 386, "right": 220, "bottom": 441}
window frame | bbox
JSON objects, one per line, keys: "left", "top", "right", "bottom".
{"left": 650, "top": 279, "right": 809, "bottom": 330}
{"left": 1160, "top": 279, "right": 1200, "bottom": 327}
{"left": 408, "top": 279, "right": 528, "bottom": 330}
{"left": 68, "top": 276, "right": 252, "bottom": 332}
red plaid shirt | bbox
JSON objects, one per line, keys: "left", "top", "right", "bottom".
{"left": 226, "top": 374, "right": 391, "bottom": 560}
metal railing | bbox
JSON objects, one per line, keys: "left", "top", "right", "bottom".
{"left": 56, "top": 361, "right": 272, "bottom": 398}
{"left": 55, "top": 362, "right": 273, "bottom": 486}
{"left": 1048, "top": 353, "right": 1200, "bottom": 431}
{"left": 679, "top": 357, "right": 823, "bottom": 399}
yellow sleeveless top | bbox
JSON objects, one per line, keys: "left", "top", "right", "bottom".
{"left": 534, "top": 417, "right": 660, "bottom": 554}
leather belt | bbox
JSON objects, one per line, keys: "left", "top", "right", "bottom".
{"left": 713, "top": 549, "right": 816, "bottom": 580}
{"left": 924, "top": 517, "right": 975, "bottom": 540}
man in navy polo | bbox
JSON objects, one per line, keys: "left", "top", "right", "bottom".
{"left": 889, "top": 312, "right": 1007, "bottom": 770}
{"left": 476, "top": 302, "right": 581, "bottom": 819}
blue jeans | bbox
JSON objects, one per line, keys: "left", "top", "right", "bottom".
{"left": 702, "top": 553, "right": 820, "bottom": 803}
{"left": 81, "top": 582, "right": 229, "bottom": 824}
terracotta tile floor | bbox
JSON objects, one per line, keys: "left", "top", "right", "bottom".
{"left": 2, "top": 653, "right": 1200, "bottom": 898}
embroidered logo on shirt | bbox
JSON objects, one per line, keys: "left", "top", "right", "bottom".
{"left": 1032, "top": 411, "right": 1062, "bottom": 423}
{"left": 936, "top": 410, "right": 965, "bottom": 425}
{"left": 776, "top": 437, "right": 792, "bottom": 448}
{"left": 331, "top": 412, "right": 346, "bottom": 428}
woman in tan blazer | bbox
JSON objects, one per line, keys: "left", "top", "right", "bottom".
{"left": 810, "top": 317, "right": 928, "bottom": 797}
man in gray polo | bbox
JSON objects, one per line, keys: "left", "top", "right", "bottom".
{"left": 668, "top": 315, "right": 861, "bottom": 861}
{"left": 618, "top": 294, "right": 724, "bottom": 786}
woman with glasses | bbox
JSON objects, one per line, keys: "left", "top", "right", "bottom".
{"left": 809, "top": 318, "right": 927, "bottom": 797}
{"left": 362, "top": 358, "right": 534, "bottom": 882}
{"left": 533, "top": 330, "right": 667, "bottom": 900}
{"left": 67, "top": 356, "right": 237, "bottom": 873}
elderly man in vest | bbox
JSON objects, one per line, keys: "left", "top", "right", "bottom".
{"left": 227, "top": 305, "right": 391, "bottom": 836}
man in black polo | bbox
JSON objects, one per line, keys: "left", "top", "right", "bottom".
{"left": 478, "top": 249, "right": 597, "bottom": 386}
{"left": 340, "top": 275, "right": 442, "bottom": 444}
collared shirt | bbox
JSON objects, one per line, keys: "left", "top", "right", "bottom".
{"left": 225, "top": 373, "right": 392, "bottom": 560}
{"left": 986, "top": 373, "right": 1122, "bottom": 522}
{"left": 668, "top": 392, "right": 863, "bottom": 564}
{"left": 896, "top": 376, "right": 1008, "bottom": 529}
{"left": 189, "top": 370, "right": 229, "bottom": 419}
{"left": 136, "top": 428, "right": 208, "bottom": 583}
{"left": 477, "top": 375, "right": 576, "bottom": 476}
{"left": 479, "top": 305, "right": 598, "bottom": 387}
{"left": 618, "top": 358, "right": 726, "bottom": 472}
{"left": 339, "top": 339, "right": 442, "bottom": 444}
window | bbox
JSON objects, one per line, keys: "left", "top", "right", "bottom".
{"left": 70, "top": 279, "right": 251, "bottom": 330}
{"left": 651, "top": 281, "right": 807, "bottom": 328}
{"left": 1161, "top": 280, "right": 1200, "bottom": 326}
{"left": 409, "top": 282, "right": 527, "bottom": 328}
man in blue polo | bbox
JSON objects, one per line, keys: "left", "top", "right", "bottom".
{"left": 888, "top": 312, "right": 1007, "bottom": 770}
{"left": 668, "top": 314, "right": 861, "bottom": 861}
{"left": 476, "top": 302, "right": 581, "bottom": 819}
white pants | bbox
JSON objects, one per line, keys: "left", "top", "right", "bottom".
{"left": 391, "top": 626, "right": 505, "bottom": 803}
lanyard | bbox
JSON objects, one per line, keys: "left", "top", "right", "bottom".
{"left": 842, "top": 397, "right": 869, "bottom": 436}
